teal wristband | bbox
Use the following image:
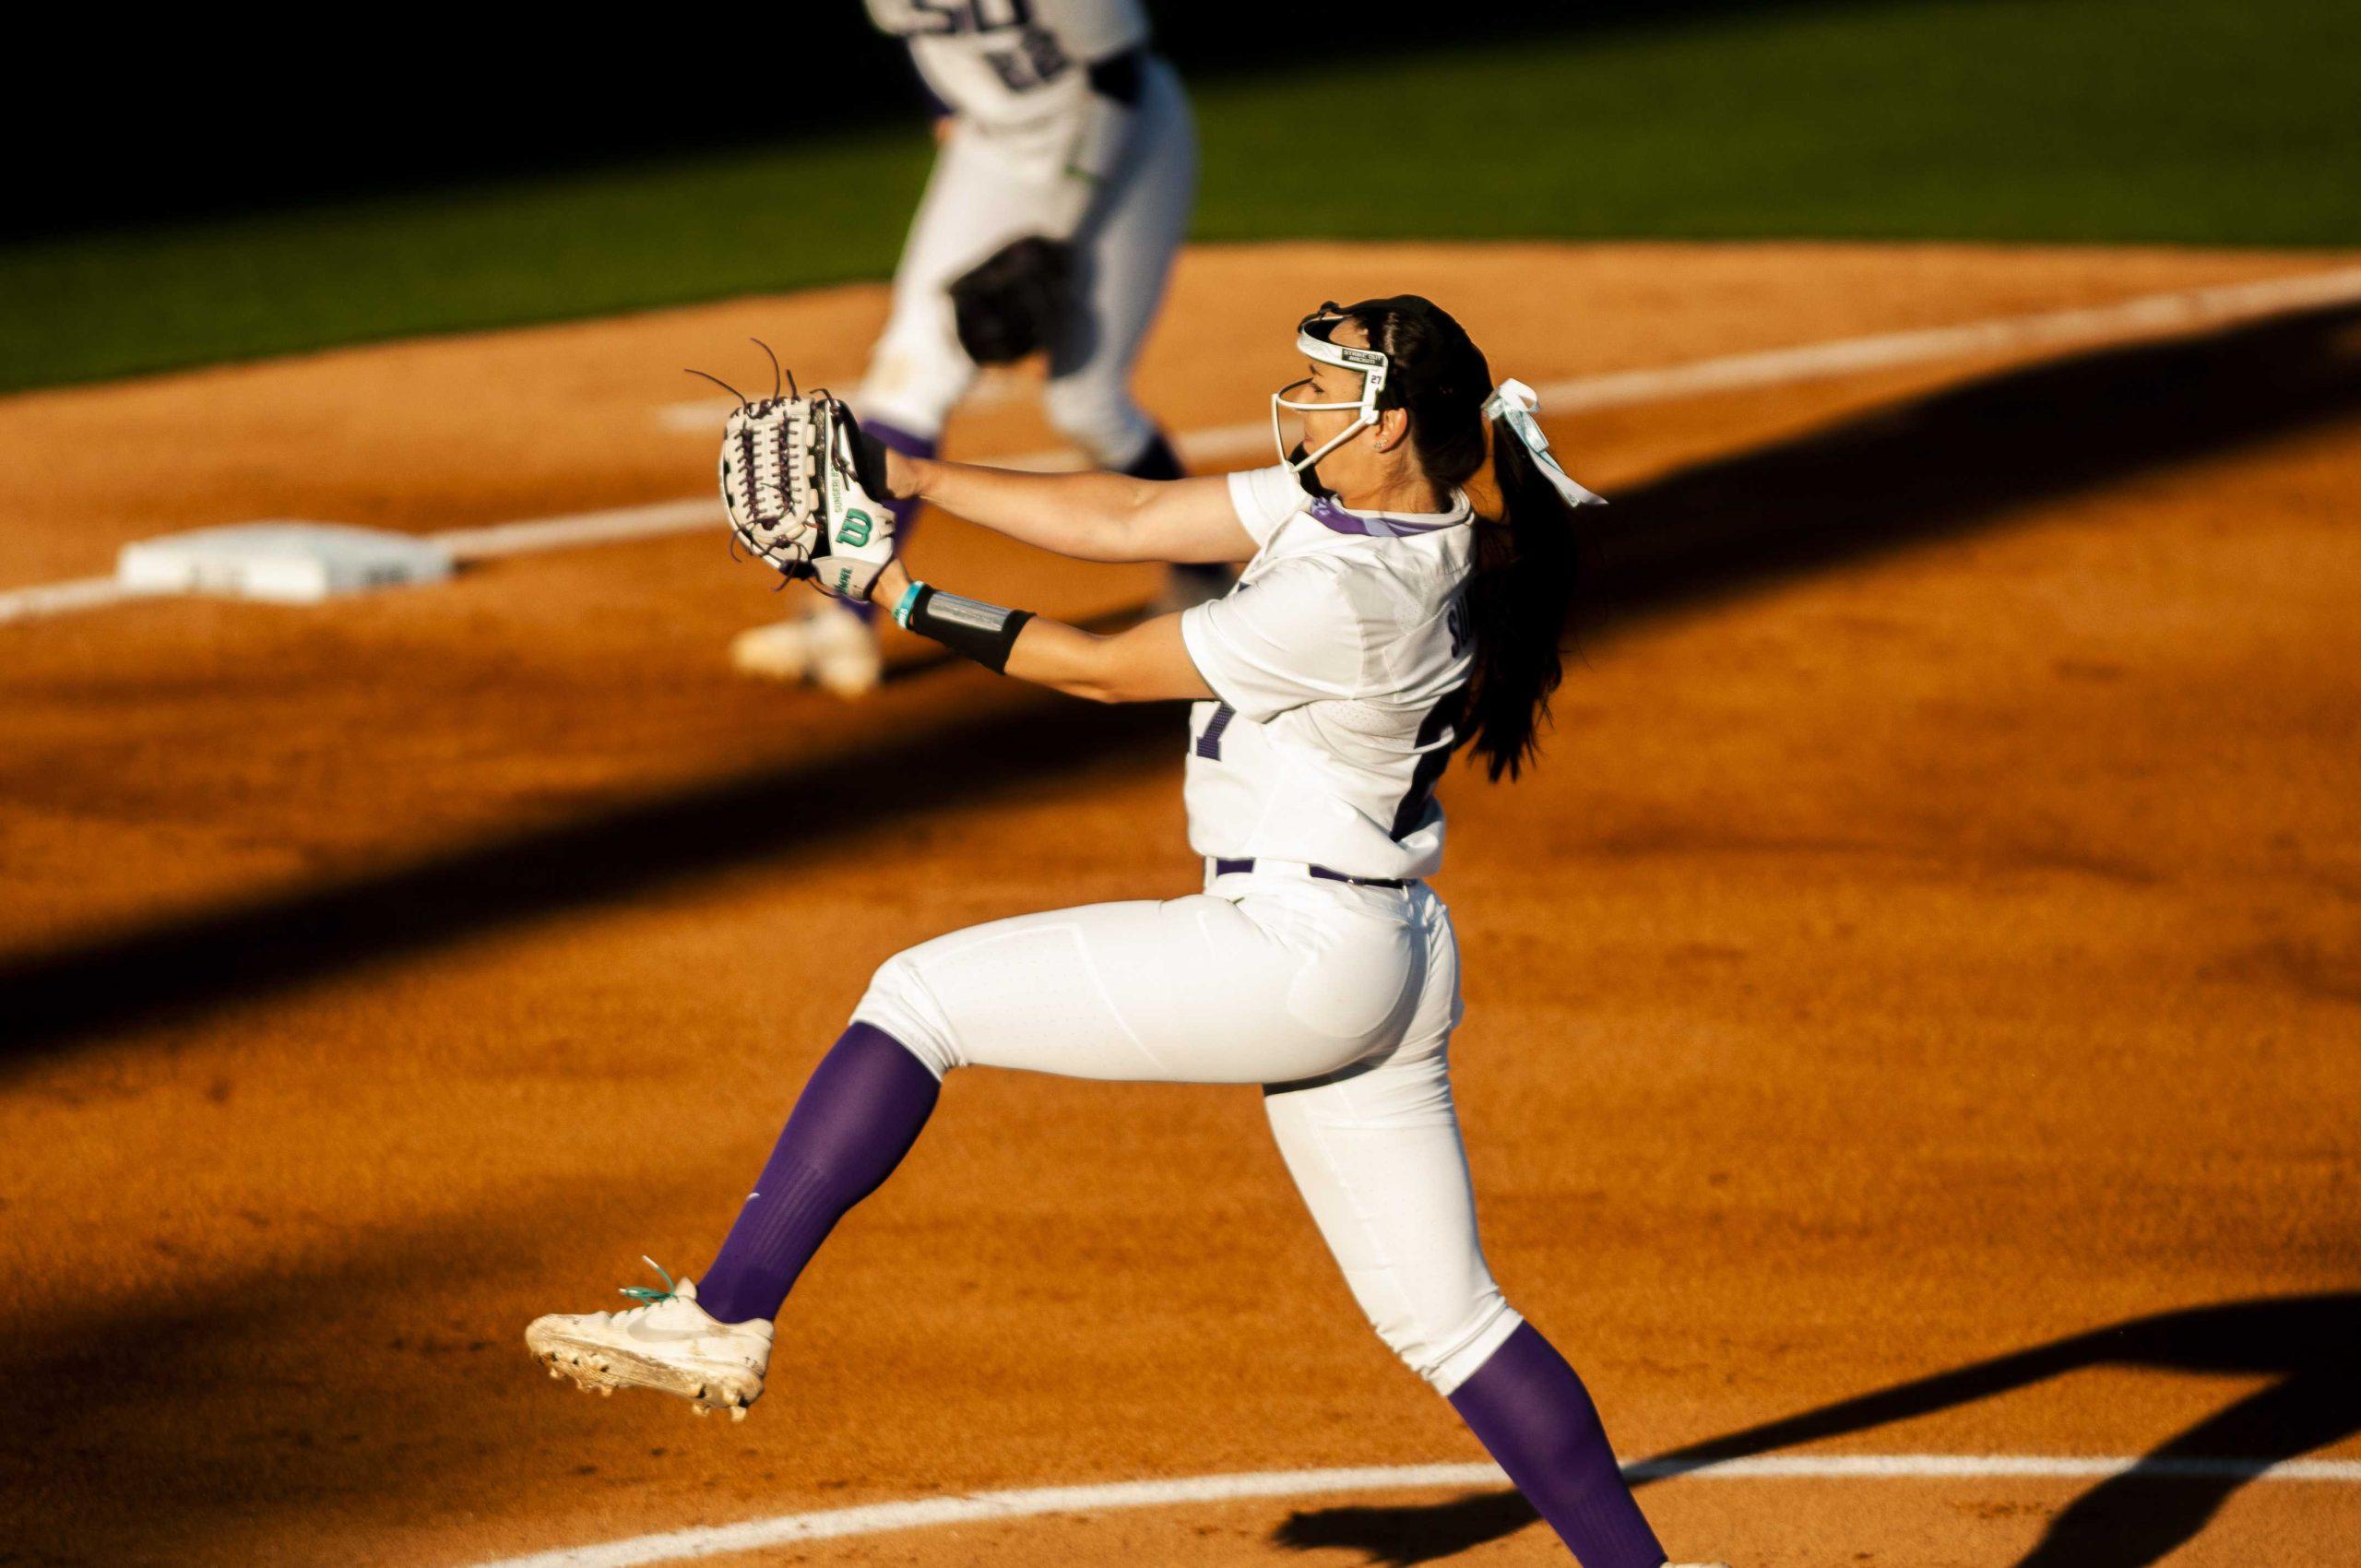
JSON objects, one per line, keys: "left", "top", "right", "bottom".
{"left": 893, "top": 580, "right": 928, "bottom": 630}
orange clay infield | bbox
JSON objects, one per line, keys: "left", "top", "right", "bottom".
{"left": 2, "top": 242, "right": 2358, "bottom": 1567}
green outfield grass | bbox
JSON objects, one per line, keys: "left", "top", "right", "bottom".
{"left": 6, "top": 0, "right": 2356, "bottom": 393}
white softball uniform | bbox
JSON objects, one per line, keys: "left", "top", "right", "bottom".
{"left": 858, "top": 0, "right": 1196, "bottom": 468}
{"left": 1180, "top": 466, "right": 1477, "bottom": 883}
{"left": 855, "top": 470, "right": 1525, "bottom": 1395}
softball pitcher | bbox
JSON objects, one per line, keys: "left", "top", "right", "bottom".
{"left": 731, "top": 0, "right": 1216, "bottom": 697}
{"left": 533, "top": 296, "right": 1727, "bottom": 1568}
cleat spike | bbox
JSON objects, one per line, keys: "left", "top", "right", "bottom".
{"left": 691, "top": 1404, "right": 711, "bottom": 1418}
{"left": 729, "top": 1405, "right": 748, "bottom": 1422}
{"left": 598, "top": 1384, "right": 614, "bottom": 1397}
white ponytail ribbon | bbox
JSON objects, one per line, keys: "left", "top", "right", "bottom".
{"left": 1482, "top": 379, "right": 1607, "bottom": 507}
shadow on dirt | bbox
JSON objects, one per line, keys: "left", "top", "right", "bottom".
{"left": 3, "top": 301, "right": 2358, "bottom": 1069}
{"left": 1275, "top": 1292, "right": 2361, "bottom": 1566}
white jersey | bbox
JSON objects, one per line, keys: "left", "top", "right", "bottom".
{"left": 864, "top": 0, "right": 1147, "bottom": 160}
{"left": 1180, "top": 466, "right": 1477, "bottom": 883}
{"left": 855, "top": 0, "right": 1192, "bottom": 468}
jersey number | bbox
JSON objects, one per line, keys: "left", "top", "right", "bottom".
{"left": 986, "top": 26, "right": 1071, "bottom": 90}
{"left": 1195, "top": 703, "right": 1237, "bottom": 761}
{"left": 894, "top": 0, "right": 1071, "bottom": 90}
{"left": 1199, "top": 690, "right": 1461, "bottom": 838}
{"left": 1389, "top": 686, "right": 1467, "bottom": 839}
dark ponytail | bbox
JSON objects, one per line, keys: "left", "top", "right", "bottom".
{"left": 1462, "top": 417, "right": 1584, "bottom": 779}
{"left": 1335, "top": 295, "right": 1589, "bottom": 782}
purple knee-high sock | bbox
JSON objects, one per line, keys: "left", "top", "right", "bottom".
{"left": 838, "top": 418, "right": 938, "bottom": 626}
{"left": 1447, "top": 1322, "right": 1666, "bottom": 1568}
{"left": 695, "top": 1023, "right": 941, "bottom": 1324}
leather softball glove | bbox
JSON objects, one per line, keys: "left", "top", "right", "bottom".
{"left": 716, "top": 364, "right": 897, "bottom": 602}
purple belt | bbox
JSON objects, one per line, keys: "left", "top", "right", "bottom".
{"left": 1212, "top": 857, "right": 1407, "bottom": 890}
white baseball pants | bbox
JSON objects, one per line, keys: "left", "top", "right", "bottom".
{"left": 853, "top": 865, "right": 1525, "bottom": 1394}
{"left": 858, "top": 55, "right": 1197, "bottom": 469}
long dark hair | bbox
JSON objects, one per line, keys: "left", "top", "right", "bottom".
{"left": 1335, "top": 294, "right": 1588, "bottom": 780}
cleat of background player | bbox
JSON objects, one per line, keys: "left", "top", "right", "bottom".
{"left": 729, "top": 600, "right": 886, "bottom": 697}
{"left": 734, "top": 0, "right": 1208, "bottom": 691}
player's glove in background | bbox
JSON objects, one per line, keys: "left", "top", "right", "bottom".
{"left": 947, "top": 236, "right": 1074, "bottom": 365}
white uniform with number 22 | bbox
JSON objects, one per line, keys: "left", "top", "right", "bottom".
{"left": 854, "top": 466, "right": 1527, "bottom": 1395}
{"left": 860, "top": 0, "right": 1196, "bottom": 468}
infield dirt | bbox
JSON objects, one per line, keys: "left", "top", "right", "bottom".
{"left": 2, "top": 243, "right": 2356, "bottom": 1566}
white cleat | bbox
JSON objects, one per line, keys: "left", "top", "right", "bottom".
{"left": 526, "top": 1258, "right": 772, "bottom": 1419}
{"left": 730, "top": 604, "right": 884, "bottom": 698}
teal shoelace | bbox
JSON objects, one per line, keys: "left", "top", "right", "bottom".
{"left": 618, "top": 1255, "right": 679, "bottom": 1307}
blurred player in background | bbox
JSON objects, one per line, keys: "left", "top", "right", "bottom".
{"left": 731, "top": 0, "right": 1216, "bottom": 695}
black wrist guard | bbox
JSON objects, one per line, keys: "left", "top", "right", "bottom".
{"left": 899, "top": 584, "right": 1035, "bottom": 675}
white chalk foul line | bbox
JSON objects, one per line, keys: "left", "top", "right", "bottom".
{"left": 472, "top": 1451, "right": 2361, "bottom": 1568}
{"left": 0, "top": 575, "right": 165, "bottom": 626}
{"left": 431, "top": 498, "right": 721, "bottom": 563}
{"left": 9, "top": 261, "right": 2361, "bottom": 628}
{"left": 1539, "top": 261, "right": 2361, "bottom": 411}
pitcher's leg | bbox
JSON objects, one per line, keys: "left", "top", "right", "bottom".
{"left": 852, "top": 895, "right": 1403, "bottom": 1086}
{"left": 522, "top": 1018, "right": 937, "bottom": 1411}
{"left": 692, "top": 893, "right": 1396, "bottom": 1325}
{"left": 1264, "top": 1051, "right": 1665, "bottom": 1568}
{"left": 696, "top": 1022, "right": 942, "bottom": 1325}
{"left": 1263, "top": 1049, "right": 1522, "bottom": 1392}
{"left": 1449, "top": 1323, "right": 1667, "bottom": 1568}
